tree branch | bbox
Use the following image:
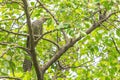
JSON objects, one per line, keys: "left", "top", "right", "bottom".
{"left": 35, "top": 26, "right": 71, "bottom": 43}
{"left": 111, "top": 37, "right": 120, "bottom": 54}
{"left": 36, "top": 0, "right": 70, "bottom": 45}
{"left": 0, "top": 76, "right": 21, "bottom": 80}
{"left": 36, "top": 0, "right": 59, "bottom": 25}
{"left": 42, "top": 38, "right": 60, "bottom": 49}
{"left": 0, "top": 47, "right": 11, "bottom": 58}
{"left": 61, "top": 29, "right": 69, "bottom": 43}
{"left": 22, "top": 0, "right": 41, "bottom": 79}
{"left": 58, "top": 60, "right": 95, "bottom": 69}
{"left": 0, "top": 27, "right": 28, "bottom": 36}
{"left": 43, "top": 11, "right": 120, "bottom": 72}
{"left": 86, "top": 11, "right": 120, "bottom": 34}
{"left": 0, "top": 42, "right": 30, "bottom": 58}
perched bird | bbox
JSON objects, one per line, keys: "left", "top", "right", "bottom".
{"left": 23, "top": 17, "right": 48, "bottom": 72}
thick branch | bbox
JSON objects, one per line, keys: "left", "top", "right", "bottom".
{"left": 86, "top": 11, "right": 119, "bottom": 34}
{"left": 22, "top": 0, "right": 34, "bottom": 45}
{"left": 43, "top": 11, "right": 120, "bottom": 72}
{"left": 22, "top": 0, "right": 41, "bottom": 79}
{"left": 42, "top": 37, "right": 83, "bottom": 72}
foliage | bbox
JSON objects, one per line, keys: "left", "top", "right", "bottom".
{"left": 0, "top": 0, "right": 120, "bottom": 80}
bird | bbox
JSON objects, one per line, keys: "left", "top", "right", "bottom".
{"left": 23, "top": 17, "right": 48, "bottom": 72}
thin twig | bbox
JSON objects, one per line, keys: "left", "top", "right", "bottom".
{"left": 111, "top": 37, "right": 120, "bottom": 54}
{"left": 0, "top": 27, "right": 28, "bottom": 36}
{"left": 0, "top": 76, "right": 21, "bottom": 80}
{"left": 0, "top": 42, "right": 30, "bottom": 57}
{"left": 0, "top": 48, "right": 11, "bottom": 58}
{"left": 58, "top": 60, "right": 95, "bottom": 69}
{"left": 86, "top": 11, "right": 120, "bottom": 34}
{"left": 36, "top": 0, "right": 70, "bottom": 46}
{"left": 35, "top": 26, "right": 71, "bottom": 43}
{"left": 36, "top": 0, "right": 59, "bottom": 25}
{"left": 0, "top": 1, "right": 23, "bottom": 7}
{"left": 42, "top": 38, "right": 60, "bottom": 49}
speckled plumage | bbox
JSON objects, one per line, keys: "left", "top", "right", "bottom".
{"left": 23, "top": 17, "right": 48, "bottom": 72}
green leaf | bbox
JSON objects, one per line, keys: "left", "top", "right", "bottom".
{"left": 95, "top": 0, "right": 100, "bottom": 2}
{"left": 12, "top": 3, "right": 19, "bottom": 9}
{"left": 116, "top": 28, "right": 120, "bottom": 36}
{"left": 0, "top": 0, "right": 2, "bottom": 2}
{"left": 6, "top": 4, "right": 11, "bottom": 8}
{"left": 30, "top": 2, "right": 35, "bottom": 6}
{"left": 0, "top": 0, "right": 119, "bottom": 79}
{"left": 102, "top": 1, "right": 113, "bottom": 10}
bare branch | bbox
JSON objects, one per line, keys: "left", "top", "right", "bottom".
{"left": 0, "top": 1, "right": 23, "bottom": 7}
{"left": 0, "top": 76, "right": 21, "bottom": 80}
{"left": 58, "top": 60, "right": 95, "bottom": 69}
{"left": 0, "top": 18, "right": 17, "bottom": 22}
{"left": 0, "top": 42, "right": 30, "bottom": 58}
{"left": 86, "top": 11, "right": 120, "bottom": 34}
{"left": 22, "top": 0, "right": 41, "bottom": 79}
{"left": 43, "top": 37, "right": 82, "bottom": 72}
{"left": 35, "top": 26, "right": 71, "bottom": 43}
{"left": 36, "top": 0, "right": 70, "bottom": 45}
{"left": 111, "top": 37, "right": 120, "bottom": 54}
{"left": 0, "top": 47, "right": 11, "bottom": 58}
{"left": 22, "top": 0, "right": 34, "bottom": 43}
{"left": 0, "top": 27, "right": 28, "bottom": 36}
{"left": 61, "top": 29, "right": 69, "bottom": 43}
{"left": 102, "top": 24, "right": 120, "bottom": 54}
{"left": 0, "top": 12, "right": 25, "bottom": 22}
{"left": 42, "top": 38, "right": 60, "bottom": 49}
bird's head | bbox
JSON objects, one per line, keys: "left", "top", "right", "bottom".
{"left": 39, "top": 16, "right": 50, "bottom": 23}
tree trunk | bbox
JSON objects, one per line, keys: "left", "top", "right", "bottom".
{"left": 38, "top": 71, "right": 44, "bottom": 80}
